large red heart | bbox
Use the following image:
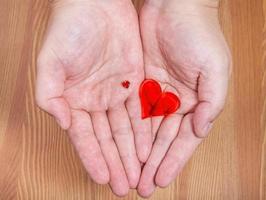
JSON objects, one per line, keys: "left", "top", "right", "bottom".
{"left": 139, "top": 79, "right": 181, "bottom": 119}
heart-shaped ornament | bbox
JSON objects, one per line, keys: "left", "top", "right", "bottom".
{"left": 139, "top": 79, "right": 181, "bottom": 119}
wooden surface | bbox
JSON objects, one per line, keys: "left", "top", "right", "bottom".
{"left": 0, "top": 0, "right": 265, "bottom": 199}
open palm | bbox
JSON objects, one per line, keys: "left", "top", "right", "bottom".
{"left": 36, "top": 1, "right": 151, "bottom": 196}
{"left": 137, "top": 1, "right": 231, "bottom": 197}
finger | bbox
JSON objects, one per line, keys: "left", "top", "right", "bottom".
{"left": 193, "top": 65, "right": 229, "bottom": 137}
{"left": 91, "top": 112, "right": 129, "bottom": 196}
{"left": 108, "top": 105, "right": 141, "bottom": 188}
{"left": 68, "top": 110, "right": 109, "bottom": 184}
{"left": 126, "top": 92, "right": 152, "bottom": 162}
{"left": 36, "top": 54, "right": 70, "bottom": 130}
{"left": 155, "top": 114, "right": 203, "bottom": 187}
{"left": 151, "top": 116, "right": 164, "bottom": 142}
{"left": 137, "top": 114, "right": 182, "bottom": 197}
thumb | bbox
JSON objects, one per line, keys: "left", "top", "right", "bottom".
{"left": 35, "top": 54, "right": 71, "bottom": 130}
{"left": 193, "top": 62, "right": 230, "bottom": 138}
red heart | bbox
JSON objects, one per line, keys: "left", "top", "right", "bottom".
{"left": 139, "top": 79, "right": 181, "bottom": 119}
{"left": 121, "top": 80, "right": 130, "bottom": 89}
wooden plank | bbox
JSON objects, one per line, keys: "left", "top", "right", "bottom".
{"left": 0, "top": 0, "right": 265, "bottom": 199}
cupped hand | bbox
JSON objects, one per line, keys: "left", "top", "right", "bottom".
{"left": 137, "top": 0, "right": 231, "bottom": 197}
{"left": 36, "top": 0, "right": 152, "bottom": 196}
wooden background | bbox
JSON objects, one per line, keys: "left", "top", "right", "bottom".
{"left": 0, "top": 0, "right": 265, "bottom": 199}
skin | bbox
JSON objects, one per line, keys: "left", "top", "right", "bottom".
{"left": 36, "top": 0, "right": 152, "bottom": 196}
{"left": 137, "top": 0, "right": 231, "bottom": 197}
{"left": 36, "top": 0, "right": 231, "bottom": 197}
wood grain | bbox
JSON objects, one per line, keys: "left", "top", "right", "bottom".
{"left": 0, "top": 0, "right": 265, "bottom": 199}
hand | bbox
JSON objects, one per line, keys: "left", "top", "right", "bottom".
{"left": 35, "top": 0, "right": 151, "bottom": 196}
{"left": 137, "top": 0, "right": 231, "bottom": 197}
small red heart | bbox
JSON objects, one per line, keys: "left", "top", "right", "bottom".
{"left": 122, "top": 80, "right": 130, "bottom": 89}
{"left": 139, "top": 79, "right": 180, "bottom": 119}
